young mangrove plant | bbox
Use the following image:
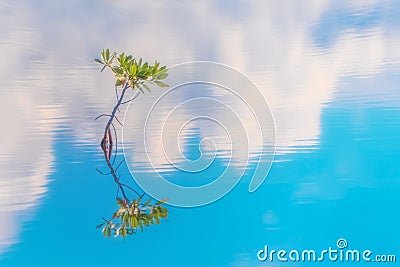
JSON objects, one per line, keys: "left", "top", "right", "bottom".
{"left": 94, "top": 49, "right": 169, "bottom": 238}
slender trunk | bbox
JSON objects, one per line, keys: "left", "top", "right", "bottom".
{"left": 101, "top": 82, "right": 129, "bottom": 150}
{"left": 100, "top": 82, "right": 131, "bottom": 201}
{"left": 101, "top": 145, "right": 129, "bottom": 201}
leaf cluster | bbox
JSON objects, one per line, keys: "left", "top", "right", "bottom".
{"left": 94, "top": 48, "right": 169, "bottom": 92}
{"left": 97, "top": 197, "right": 169, "bottom": 238}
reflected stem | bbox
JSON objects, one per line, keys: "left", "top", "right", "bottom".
{"left": 100, "top": 82, "right": 140, "bottom": 200}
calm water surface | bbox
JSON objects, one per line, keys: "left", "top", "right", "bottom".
{"left": 1, "top": 1, "right": 400, "bottom": 266}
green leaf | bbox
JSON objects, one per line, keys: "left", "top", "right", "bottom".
{"left": 148, "top": 215, "right": 155, "bottom": 224}
{"left": 113, "top": 66, "right": 123, "bottom": 74}
{"left": 106, "top": 226, "right": 111, "bottom": 238}
{"left": 143, "top": 198, "right": 152, "bottom": 207}
{"left": 135, "top": 83, "right": 144, "bottom": 93}
{"left": 155, "top": 198, "right": 169, "bottom": 205}
{"left": 94, "top": 58, "right": 104, "bottom": 64}
{"left": 137, "top": 70, "right": 147, "bottom": 79}
{"left": 131, "top": 216, "right": 139, "bottom": 228}
{"left": 121, "top": 227, "right": 127, "bottom": 238}
{"left": 105, "top": 48, "right": 110, "bottom": 61}
{"left": 153, "top": 80, "right": 169, "bottom": 88}
{"left": 158, "top": 206, "right": 168, "bottom": 216}
{"left": 130, "top": 64, "right": 137, "bottom": 76}
{"left": 116, "top": 198, "right": 125, "bottom": 208}
{"left": 102, "top": 226, "right": 107, "bottom": 237}
{"left": 115, "top": 79, "right": 122, "bottom": 87}
{"left": 143, "top": 84, "right": 151, "bottom": 92}
{"left": 159, "top": 211, "right": 168, "bottom": 219}
{"left": 123, "top": 213, "right": 129, "bottom": 225}
{"left": 154, "top": 71, "right": 168, "bottom": 80}
{"left": 138, "top": 219, "right": 143, "bottom": 231}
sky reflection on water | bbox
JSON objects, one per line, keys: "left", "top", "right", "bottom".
{"left": 0, "top": 0, "right": 400, "bottom": 266}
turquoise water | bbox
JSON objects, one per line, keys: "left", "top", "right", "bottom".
{"left": 1, "top": 1, "right": 400, "bottom": 266}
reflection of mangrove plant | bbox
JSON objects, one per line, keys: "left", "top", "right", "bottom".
{"left": 98, "top": 197, "right": 168, "bottom": 238}
{"left": 94, "top": 49, "right": 169, "bottom": 238}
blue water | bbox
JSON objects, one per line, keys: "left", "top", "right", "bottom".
{"left": 1, "top": 1, "right": 400, "bottom": 266}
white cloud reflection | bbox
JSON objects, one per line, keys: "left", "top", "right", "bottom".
{"left": 1, "top": 0, "right": 399, "bottom": 254}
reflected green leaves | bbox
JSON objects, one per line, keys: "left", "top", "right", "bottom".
{"left": 97, "top": 197, "right": 169, "bottom": 239}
